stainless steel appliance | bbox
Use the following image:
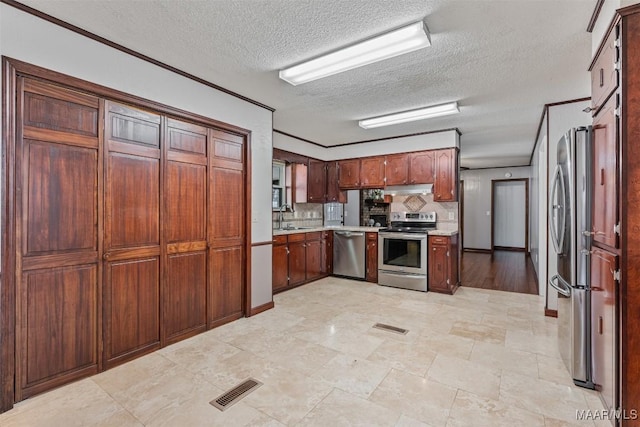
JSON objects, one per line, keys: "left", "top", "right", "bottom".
{"left": 378, "top": 212, "right": 436, "bottom": 292}
{"left": 549, "top": 127, "right": 594, "bottom": 389}
{"left": 333, "top": 230, "right": 366, "bottom": 279}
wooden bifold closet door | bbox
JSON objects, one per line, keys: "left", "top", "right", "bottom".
{"left": 10, "top": 73, "right": 247, "bottom": 402}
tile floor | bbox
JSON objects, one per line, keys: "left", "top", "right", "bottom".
{"left": 0, "top": 277, "right": 609, "bottom": 426}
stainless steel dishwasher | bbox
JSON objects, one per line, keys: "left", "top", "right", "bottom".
{"left": 333, "top": 230, "right": 366, "bottom": 279}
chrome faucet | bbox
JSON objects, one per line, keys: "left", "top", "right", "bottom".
{"left": 278, "top": 204, "right": 289, "bottom": 230}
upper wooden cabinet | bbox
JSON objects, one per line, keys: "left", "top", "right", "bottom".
{"left": 385, "top": 153, "right": 409, "bottom": 185}
{"left": 307, "top": 160, "right": 327, "bottom": 203}
{"left": 409, "top": 151, "right": 435, "bottom": 184}
{"left": 592, "top": 95, "right": 619, "bottom": 249}
{"left": 286, "top": 163, "right": 308, "bottom": 204}
{"left": 590, "top": 26, "right": 618, "bottom": 116}
{"left": 360, "top": 157, "right": 386, "bottom": 188}
{"left": 327, "top": 162, "right": 347, "bottom": 203}
{"left": 338, "top": 159, "right": 361, "bottom": 188}
{"left": 433, "top": 148, "right": 458, "bottom": 202}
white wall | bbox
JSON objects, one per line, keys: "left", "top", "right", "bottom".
{"left": 0, "top": 4, "right": 273, "bottom": 308}
{"left": 273, "top": 129, "right": 459, "bottom": 160}
{"left": 544, "top": 100, "right": 591, "bottom": 311}
{"left": 460, "top": 167, "right": 531, "bottom": 251}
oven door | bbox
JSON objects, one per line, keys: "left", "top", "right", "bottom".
{"left": 378, "top": 232, "right": 427, "bottom": 275}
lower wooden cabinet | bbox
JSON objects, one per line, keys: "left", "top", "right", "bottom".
{"left": 428, "top": 234, "right": 459, "bottom": 294}
{"left": 366, "top": 232, "right": 378, "bottom": 283}
{"left": 590, "top": 247, "right": 618, "bottom": 413}
{"left": 272, "top": 232, "right": 330, "bottom": 294}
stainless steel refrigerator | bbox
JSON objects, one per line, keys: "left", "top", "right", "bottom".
{"left": 549, "top": 127, "right": 594, "bottom": 389}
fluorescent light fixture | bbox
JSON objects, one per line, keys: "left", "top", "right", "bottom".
{"left": 358, "top": 102, "right": 459, "bottom": 129}
{"left": 279, "top": 21, "right": 430, "bottom": 86}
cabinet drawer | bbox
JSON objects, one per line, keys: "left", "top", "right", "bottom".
{"left": 429, "top": 236, "right": 449, "bottom": 245}
{"left": 272, "top": 235, "right": 287, "bottom": 245}
{"left": 366, "top": 232, "right": 377, "bottom": 241}
{"left": 305, "top": 232, "right": 322, "bottom": 241}
{"left": 288, "top": 233, "right": 306, "bottom": 243}
{"left": 590, "top": 27, "right": 618, "bottom": 115}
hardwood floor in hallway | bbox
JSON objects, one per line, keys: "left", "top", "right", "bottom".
{"left": 461, "top": 250, "right": 538, "bottom": 295}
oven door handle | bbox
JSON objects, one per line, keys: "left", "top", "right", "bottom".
{"left": 379, "top": 271, "right": 427, "bottom": 278}
{"left": 379, "top": 233, "right": 426, "bottom": 240}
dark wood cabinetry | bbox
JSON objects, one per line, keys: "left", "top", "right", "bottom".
{"left": 428, "top": 235, "right": 459, "bottom": 294}
{"left": 433, "top": 149, "right": 458, "bottom": 202}
{"left": 327, "top": 162, "right": 348, "bottom": 203}
{"left": 409, "top": 151, "right": 435, "bottom": 184}
{"left": 385, "top": 153, "right": 409, "bottom": 185}
{"left": 590, "top": 247, "right": 618, "bottom": 413}
{"left": 360, "top": 157, "right": 386, "bottom": 188}
{"left": 286, "top": 163, "right": 308, "bottom": 204}
{"left": 307, "top": 160, "right": 327, "bottom": 202}
{"left": 272, "top": 232, "right": 331, "bottom": 294}
{"left": 592, "top": 95, "right": 619, "bottom": 249}
{"left": 365, "top": 233, "right": 378, "bottom": 283}
{"left": 338, "top": 159, "right": 361, "bottom": 188}
{"left": 4, "top": 66, "right": 248, "bottom": 405}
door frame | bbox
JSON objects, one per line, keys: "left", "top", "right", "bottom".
{"left": 459, "top": 180, "right": 464, "bottom": 251}
{"left": 1, "top": 57, "right": 253, "bottom": 411}
{"left": 490, "top": 178, "right": 529, "bottom": 252}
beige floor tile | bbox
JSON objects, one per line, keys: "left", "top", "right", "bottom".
{"left": 447, "top": 389, "right": 545, "bottom": 427}
{"left": 0, "top": 379, "right": 141, "bottom": 427}
{"left": 196, "top": 349, "right": 277, "bottom": 390}
{"left": 395, "top": 414, "right": 436, "bottom": 427}
{"left": 449, "top": 321, "right": 506, "bottom": 344}
{"left": 367, "top": 338, "right": 437, "bottom": 377}
{"left": 261, "top": 337, "right": 339, "bottom": 376}
{"left": 293, "top": 323, "right": 385, "bottom": 358}
{"left": 505, "top": 329, "right": 562, "bottom": 358}
{"left": 157, "top": 331, "right": 242, "bottom": 373}
{"left": 90, "top": 352, "right": 176, "bottom": 394}
{"left": 544, "top": 416, "right": 596, "bottom": 426}
{"left": 242, "top": 366, "right": 333, "bottom": 425}
{"left": 480, "top": 313, "right": 533, "bottom": 333}
{"left": 243, "top": 308, "right": 305, "bottom": 332}
{"left": 311, "top": 354, "right": 390, "bottom": 398}
{"left": 417, "top": 331, "right": 475, "bottom": 360}
{"left": 427, "top": 354, "right": 501, "bottom": 400}
{"left": 500, "top": 371, "right": 591, "bottom": 423}
{"left": 298, "top": 388, "right": 401, "bottom": 426}
{"left": 537, "top": 354, "right": 575, "bottom": 386}
{"left": 369, "top": 369, "right": 457, "bottom": 427}
{"left": 146, "top": 391, "right": 284, "bottom": 427}
{"left": 470, "top": 341, "right": 539, "bottom": 378}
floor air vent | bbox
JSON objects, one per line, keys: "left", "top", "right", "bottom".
{"left": 373, "top": 323, "right": 409, "bottom": 335}
{"left": 210, "top": 378, "right": 263, "bottom": 411}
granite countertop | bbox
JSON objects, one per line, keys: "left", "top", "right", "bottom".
{"left": 273, "top": 226, "right": 458, "bottom": 236}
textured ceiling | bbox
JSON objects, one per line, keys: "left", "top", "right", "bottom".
{"left": 19, "top": 0, "right": 596, "bottom": 168}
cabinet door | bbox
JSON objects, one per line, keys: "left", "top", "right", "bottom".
{"left": 103, "top": 101, "right": 161, "bottom": 368}
{"left": 322, "top": 231, "right": 333, "bottom": 274}
{"left": 338, "top": 159, "right": 361, "bottom": 188}
{"left": 17, "top": 79, "right": 101, "bottom": 399}
{"left": 360, "top": 157, "right": 385, "bottom": 188}
{"left": 385, "top": 153, "right": 409, "bottom": 185}
{"left": 308, "top": 160, "right": 327, "bottom": 203}
{"left": 164, "top": 119, "right": 209, "bottom": 345}
{"left": 286, "top": 163, "right": 308, "bottom": 204}
{"left": 590, "top": 27, "right": 618, "bottom": 116}
{"left": 208, "top": 130, "right": 246, "bottom": 328}
{"left": 365, "top": 233, "right": 378, "bottom": 283}
{"left": 409, "top": 151, "right": 435, "bottom": 184}
{"left": 428, "top": 238, "right": 449, "bottom": 293}
{"left": 288, "top": 240, "right": 307, "bottom": 286}
{"left": 592, "top": 96, "right": 618, "bottom": 248}
{"left": 306, "top": 239, "right": 323, "bottom": 281}
{"left": 433, "top": 149, "right": 458, "bottom": 202}
{"left": 590, "top": 247, "right": 617, "bottom": 413}
{"left": 272, "top": 244, "right": 289, "bottom": 292}
{"left": 327, "top": 162, "right": 347, "bottom": 202}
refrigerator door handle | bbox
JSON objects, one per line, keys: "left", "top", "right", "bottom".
{"left": 549, "top": 164, "right": 566, "bottom": 255}
{"left": 549, "top": 274, "right": 572, "bottom": 297}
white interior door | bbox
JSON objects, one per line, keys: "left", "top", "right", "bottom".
{"left": 493, "top": 180, "right": 527, "bottom": 249}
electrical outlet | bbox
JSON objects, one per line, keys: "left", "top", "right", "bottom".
{"left": 448, "top": 212, "right": 455, "bottom": 220}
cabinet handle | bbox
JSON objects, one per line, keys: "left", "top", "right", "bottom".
{"left": 433, "top": 248, "right": 436, "bottom": 251}
{"left": 599, "top": 316, "right": 603, "bottom": 335}
{"left": 103, "top": 253, "right": 111, "bottom": 260}
{"left": 599, "top": 68, "right": 604, "bottom": 87}
{"left": 600, "top": 168, "right": 605, "bottom": 186}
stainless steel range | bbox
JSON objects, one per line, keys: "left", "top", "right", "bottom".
{"left": 378, "top": 212, "right": 436, "bottom": 292}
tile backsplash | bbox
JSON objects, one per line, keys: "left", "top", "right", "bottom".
{"left": 391, "top": 194, "right": 459, "bottom": 232}
{"left": 272, "top": 203, "right": 323, "bottom": 229}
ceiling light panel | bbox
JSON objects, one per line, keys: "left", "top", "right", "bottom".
{"left": 279, "top": 21, "right": 430, "bottom": 86}
{"left": 358, "top": 102, "right": 459, "bottom": 129}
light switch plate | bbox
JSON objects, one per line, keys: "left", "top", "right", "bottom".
{"left": 448, "top": 212, "right": 455, "bottom": 220}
